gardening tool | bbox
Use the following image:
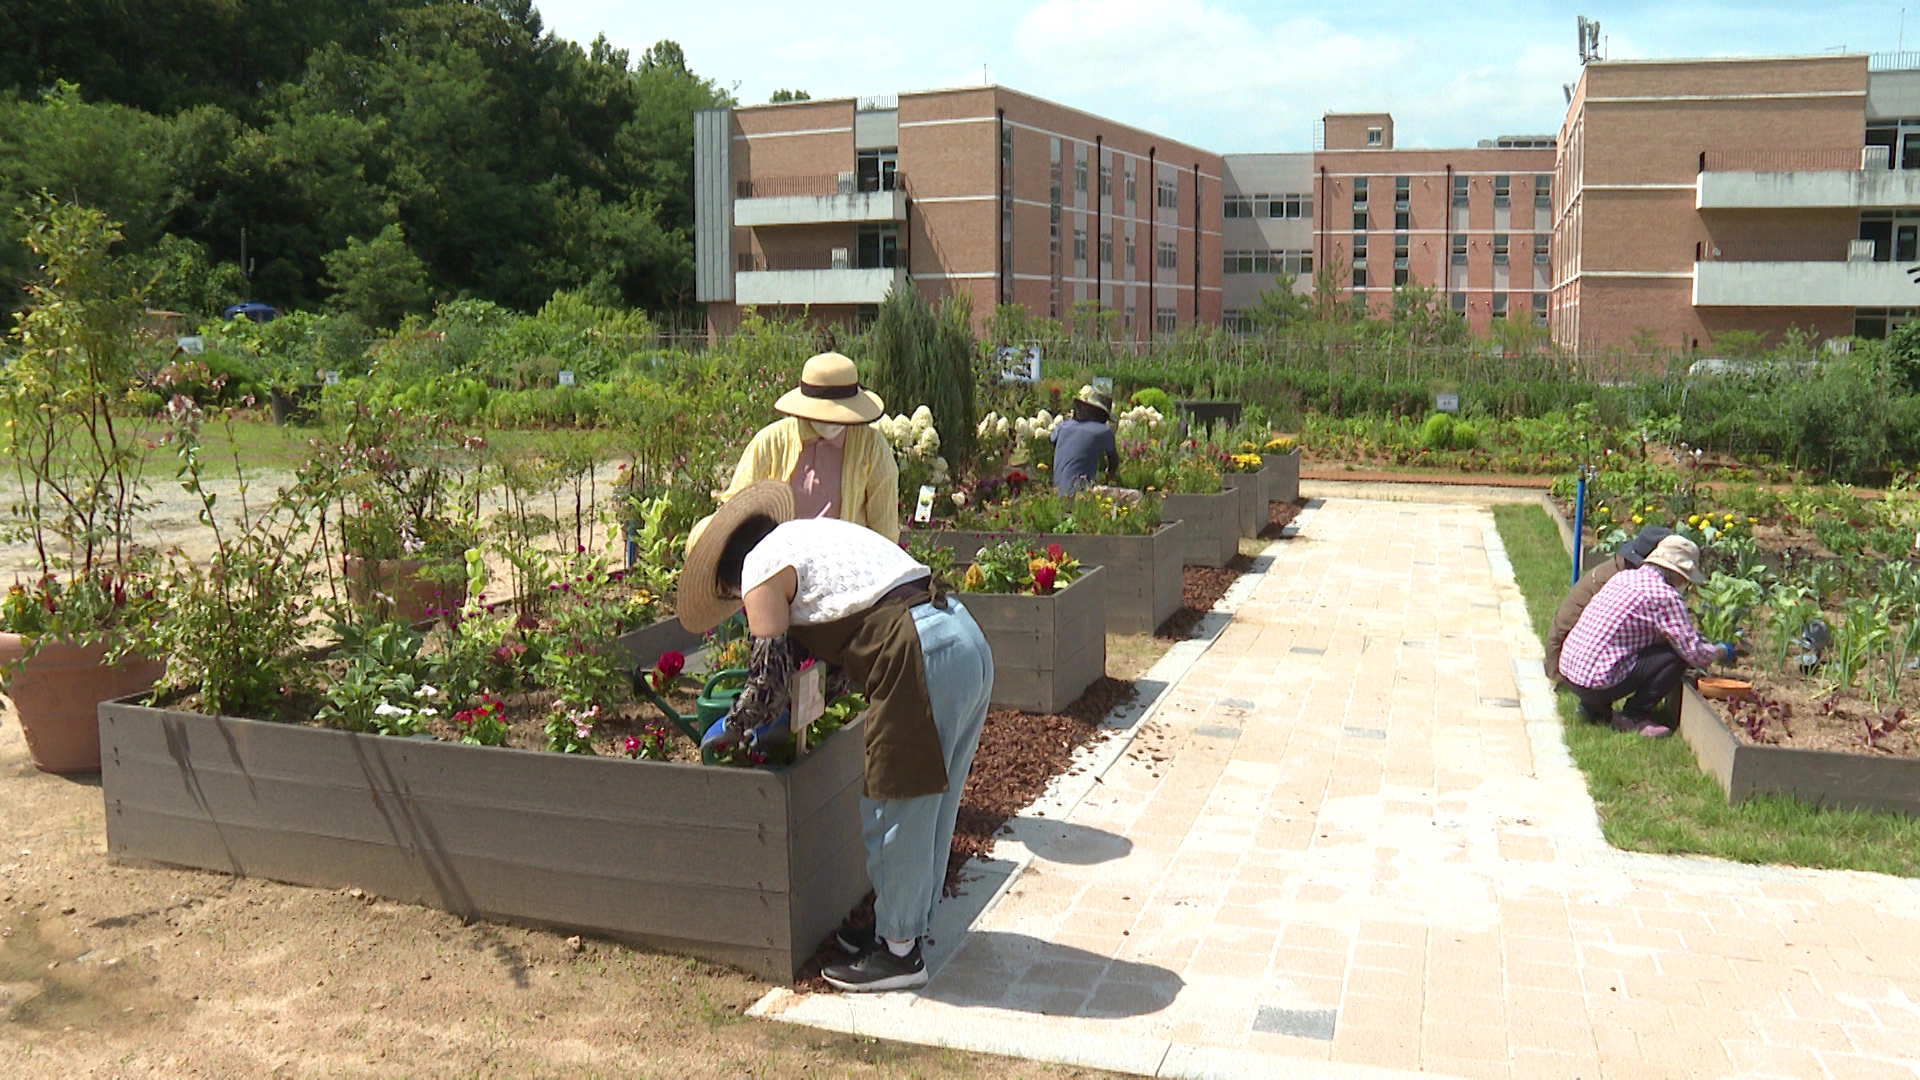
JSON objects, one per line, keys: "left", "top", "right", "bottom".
{"left": 1794, "top": 618, "right": 1831, "bottom": 675}
{"left": 632, "top": 665, "right": 747, "bottom": 747}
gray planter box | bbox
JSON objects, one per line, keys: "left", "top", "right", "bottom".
{"left": 1225, "top": 470, "right": 1267, "bottom": 540}
{"left": 957, "top": 565, "right": 1106, "bottom": 714}
{"left": 1679, "top": 686, "right": 1920, "bottom": 817}
{"left": 616, "top": 616, "right": 703, "bottom": 669}
{"left": 1262, "top": 449, "right": 1301, "bottom": 505}
{"left": 923, "top": 523, "right": 1184, "bottom": 636}
{"left": 97, "top": 700, "right": 871, "bottom": 981}
{"left": 1161, "top": 488, "right": 1241, "bottom": 568}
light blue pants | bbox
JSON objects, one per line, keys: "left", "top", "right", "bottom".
{"left": 863, "top": 599, "right": 994, "bottom": 943}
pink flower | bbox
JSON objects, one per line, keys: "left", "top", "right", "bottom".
{"left": 1045, "top": 543, "right": 1065, "bottom": 562}
{"left": 622, "top": 736, "right": 641, "bottom": 755}
{"left": 1031, "top": 564, "right": 1057, "bottom": 593}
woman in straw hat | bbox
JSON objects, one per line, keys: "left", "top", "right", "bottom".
{"left": 678, "top": 480, "right": 992, "bottom": 992}
{"left": 1050, "top": 384, "right": 1120, "bottom": 494}
{"left": 719, "top": 352, "right": 901, "bottom": 541}
{"left": 1559, "top": 535, "right": 1739, "bottom": 738}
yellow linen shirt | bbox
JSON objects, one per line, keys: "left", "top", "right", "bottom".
{"left": 721, "top": 417, "right": 900, "bottom": 541}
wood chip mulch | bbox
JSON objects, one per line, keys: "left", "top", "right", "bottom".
{"left": 793, "top": 676, "right": 1138, "bottom": 989}
{"left": 1154, "top": 555, "right": 1255, "bottom": 641}
{"left": 1260, "top": 497, "right": 1304, "bottom": 539}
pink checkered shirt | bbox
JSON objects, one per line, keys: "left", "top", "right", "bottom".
{"left": 1558, "top": 565, "right": 1720, "bottom": 690}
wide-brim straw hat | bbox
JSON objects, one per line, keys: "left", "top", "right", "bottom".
{"left": 1643, "top": 535, "right": 1705, "bottom": 585}
{"left": 677, "top": 480, "right": 795, "bottom": 633}
{"left": 773, "top": 352, "right": 885, "bottom": 425}
{"left": 1075, "top": 384, "right": 1112, "bottom": 416}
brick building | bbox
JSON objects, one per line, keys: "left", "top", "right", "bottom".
{"left": 1552, "top": 54, "right": 1920, "bottom": 352}
{"left": 693, "top": 87, "right": 1222, "bottom": 339}
{"left": 1221, "top": 117, "right": 1558, "bottom": 335}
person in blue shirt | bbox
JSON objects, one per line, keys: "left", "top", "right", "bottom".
{"left": 1050, "top": 386, "right": 1120, "bottom": 494}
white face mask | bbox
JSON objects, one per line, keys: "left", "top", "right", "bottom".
{"left": 808, "top": 420, "right": 847, "bottom": 439}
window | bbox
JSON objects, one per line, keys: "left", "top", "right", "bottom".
{"left": 1222, "top": 250, "right": 1313, "bottom": 276}
{"left": 1494, "top": 175, "right": 1511, "bottom": 208}
{"left": 1452, "top": 175, "right": 1468, "bottom": 208}
{"left": 1394, "top": 176, "right": 1410, "bottom": 211}
{"left": 1000, "top": 126, "right": 1013, "bottom": 167}
{"left": 1493, "top": 233, "right": 1509, "bottom": 266}
{"left": 1451, "top": 234, "right": 1467, "bottom": 265}
{"left": 1533, "top": 292, "right": 1549, "bottom": 327}
{"left": 1492, "top": 292, "right": 1508, "bottom": 319}
{"left": 1352, "top": 176, "right": 1368, "bottom": 206}
{"left": 1155, "top": 307, "right": 1177, "bottom": 334}
{"left": 1353, "top": 211, "right": 1369, "bottom": 232}
{"left": 1125, "top": 237, "right": 1136, "bottom": 266}
{"left": 1100, "top": 165, "right": 1111, "bottom": 197}
{"left": 1533, "top": 233, "right": 1550, "bottom": 265}
{"left": 1352, "top": 235, "right": 1368, "bottom": 261}
{"left": 1157, "top": 177, "right": 1178, "bottom": 209}
{"left": 1224, "top": 196, "right": 1253, "bottom": 218}
{"left": 1534, "top": 174, "right": 1551, "bottom": 210}
{"left": 1074, "top": 158, "right": 1087, "bottom": 193}
{"left": 1049, "top": 225, "right": 1060, "bottom": 259}
{"left": 1394, "top": 267, "right": 1410, "bottom": 286}
{"left": 1073, "top": 228, "right": 1087, "bottom": 262}
{"left": 1125, "top": 168, "right": 1136, "bottom": 204}
{"left": 855, "top": 149, "right": 899, "bottom": 192}
{"left": 1223, "top": 310, "right": 1253, "bottom": 334}
{"left": 1366, "top": 127, "right": 1382, "bottom": 146}
{"left": 1395, "top": 211, "right": 1410, "bottom": 231}
{"left": 1157, "top": 240, "right": 1177, "bottom": 269}
{"left": 1394, "top": 236, "right": 1409, "bottom": 265}
{"left": 1352, "top": 260, "right": 1368, "bottom": 289}
{"left": 1450, "top": 291, "right": 1466, "bottom": 314}
{"left": 855, "top": 224, "right": 898, "bottom": 268}
{"left": 1101, "top": 232, "right": 1112, "bottom": 264}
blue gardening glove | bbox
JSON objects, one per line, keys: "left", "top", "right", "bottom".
{"left": 1717, "top": 642, "right": 1738, "bottom": 665}
{"left": 700, "top": 709, "right": 793, "bottom": 757}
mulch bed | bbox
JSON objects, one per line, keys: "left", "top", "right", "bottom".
{"left": 1259, "top": 497, "right": 1304, "bottom": 539}
{"left": 1155, "top": 555, "right": 1256, "bottom": 641}
{"left": 794, "top": 676, "right": 1139, "bottom": 989}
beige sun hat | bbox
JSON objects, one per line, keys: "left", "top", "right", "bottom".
{"left": 677, "top": 480, "right": 796, "bottom": 633}
{"left": 773, "top": 352, "right": 885, "bottom": 425}
{"left": 1643, "top": 535, "right": 1705, "bottom": 585}
{"left": 1074, "top": 384, "right": 1112, "bottom": 416}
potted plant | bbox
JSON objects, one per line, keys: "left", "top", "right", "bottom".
{"left": 330, "top": 408, "right": 483, "bottom": 624}
{"left": 0, "top": 199, "right": 168, "bottom": 773}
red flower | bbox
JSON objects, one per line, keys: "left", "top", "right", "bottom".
{"left": 655, "top": 651, "right": 686, "bottom": 680}
{"left": 1045, "top": 543, "right": 1065, "bottom": 562}
{"left": 1031, "top": 564, "right": 1057, "bottom": 593}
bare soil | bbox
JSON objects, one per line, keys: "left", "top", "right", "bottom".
{"left": 0, "top": 705, "right": 1130, "bottom": 1078}
{"left": 1715, "top": 667, "right": 1920, "bottom": 757}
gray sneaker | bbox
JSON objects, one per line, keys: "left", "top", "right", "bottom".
{"left": 822, "top": 942, "right": 926, "bottom": 992}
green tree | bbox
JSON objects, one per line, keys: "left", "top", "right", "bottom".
{"left": 321, "top": 224, "right": 429, "bottom": 327}
{"left": 867, "top": 288, "right": 979, "bottom": 468}
{"left": 1245, "top": 275, "right": 1308, "bottom": 334}
{"left": 770, "top": 89, "right": 811, "bottom": 103}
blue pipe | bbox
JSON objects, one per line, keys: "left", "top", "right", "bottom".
{"left": 1571, "top": 470, "right": 1587, "bottom": 585}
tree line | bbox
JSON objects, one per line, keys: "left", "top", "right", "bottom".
{"left": 0, "top": 1, "right": 732, "bottom": 322}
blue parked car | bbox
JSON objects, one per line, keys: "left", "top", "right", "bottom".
{"left": 222, "top": 302, "right": 279, "bottom": 323}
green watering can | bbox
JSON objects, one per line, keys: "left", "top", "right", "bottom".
{"left": 633, "top": 667, "right": 749, "bottom": 764}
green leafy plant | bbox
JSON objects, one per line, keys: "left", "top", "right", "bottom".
{"left": 960, "top": 541, "right": 1081, "bottom": 595}
{"left": 1692, "top": 572, "right": 1764, "bottom": 645}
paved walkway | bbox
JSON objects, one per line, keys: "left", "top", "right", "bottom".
{"left": 758, "top": 498, "right": 1920, "bottom": 1080}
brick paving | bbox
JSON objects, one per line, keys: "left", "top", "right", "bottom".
{"left": 757, "top": 499, "right": 1920, "bottom": 1079}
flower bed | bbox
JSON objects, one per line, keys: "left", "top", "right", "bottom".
{"left": 1161, "top": 488, "right": 1242, "bottom": 568}
{"left": 917, "top": 524, "right": 1184, "bottom": 636}
{"left": 97, "top": 698, "right": 871, "bottom": 979}
{"left": 957, "top": 564, "right": 1106, "bottom": 714}
{"left": 1263, "top": 446, "right": 1301, "bottom": 505}
{"left": 1679, "top": 685, "right": 1920, "bottom": 817}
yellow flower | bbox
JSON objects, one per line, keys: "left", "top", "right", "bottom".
{"left": 1748, "top": 516, "right": 1758, "bottom": 524}
{"left": 963, "top": 564, "right": 985, "bottom": 590}
{"left": 1631, "top": 515, "right": 1644, "bottom": 525}
{"left": 1687, "top": 515, "right": 1700, "bottom": 526}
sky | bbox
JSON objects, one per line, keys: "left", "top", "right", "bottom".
{"left": 536, "top": 1, "right": 1907, "bottom": 153}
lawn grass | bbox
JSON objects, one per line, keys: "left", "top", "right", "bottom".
{"left": 1491, "top": 501, "right": 1920, "bottom": 877}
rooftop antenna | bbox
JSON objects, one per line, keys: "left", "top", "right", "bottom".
{"left": 1576, "top": 15, "right": 1602, "bottom": 65}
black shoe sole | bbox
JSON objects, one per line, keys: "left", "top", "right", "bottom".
{"left": 821, "top": 965, "right": 928, "bottom": 992}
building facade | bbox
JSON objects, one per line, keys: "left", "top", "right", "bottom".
{"left": 1553, "top": 54, "right": 1920, "bottom": 352}
{"left": 694, "top": 87, "right": 1223, "bottom": 338}
{"left": 1219, "top": 152, "right": 1315, "bottom": 330}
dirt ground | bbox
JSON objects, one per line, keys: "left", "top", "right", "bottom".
{"left": 1717, "top": 668, "right": 1920, "bottom": 757}
{"left": 0, "top": 709, "right": 1133, "bottom": 1079}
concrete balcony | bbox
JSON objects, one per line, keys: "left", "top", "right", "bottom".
{"left": 734, "top": 267, "right": 908, "bottom": 306}
{"left": 1693, "top": 260, "right": 1919, "bottom": 308}
{"left": 1697, "top": 155, "right": 1920, "bottom": 210}
{"left": 734, "top": 175, "right": 909, "bottom": 227}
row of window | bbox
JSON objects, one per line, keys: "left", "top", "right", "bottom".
{"left": 1223, "top": 250, "right": 1313, "bottom": 276}
{"left": 1065, "top": 227, "right": 1178, "bottom": 270}
{"left": 1227, "top": 293, "right": 1550, "bottom": 331}
{"left": 1444, "top": 233, "right": 1551, "bottom": 265}
{"left": 1223, "top": 193, "right": 1313, "bottom": 219}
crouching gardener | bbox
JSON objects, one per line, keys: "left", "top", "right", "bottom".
{"left": 1558, "top": 535, "right": 1738, "bottom": 738}
{"left": 677, "top": 480, "right": 994, "bottom": 992}
{"left": 1544, "top": 524, "right": 1671, "bottom": 686}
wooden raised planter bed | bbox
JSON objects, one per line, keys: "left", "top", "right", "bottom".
{"left": 615, "top": 617, "right": 703, "bottom": 669}
{"left": 1161, "top": 488, "right": 1241, "bottom": 568}
{"left": 1262, "top": 449, "right": 1301, "bottom": 505}
{"left": 96, "top": 701, "right": 871, "bottom": 980}
{"left": 958, "top": 565, "right": 1106, "bottom": 714}
{"left": 922, "top": 524, "right": 1183, "bottom": 636}
{"left": 1225, "top": 470, "right": 1267, "bottom": 540}
{"left": 1678, "top": 686, "right": 1920, "bottom": 817}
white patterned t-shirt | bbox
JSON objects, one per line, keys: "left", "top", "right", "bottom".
{"left": 740, "top": 518, "right": 928, "bottom": 625}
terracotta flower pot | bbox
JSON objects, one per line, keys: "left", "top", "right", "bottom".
{"left": 0, "top": 634, "right": 164, "bottom": 774}
{"left": 343, "top": 556, "right": 468, "bottom": 625}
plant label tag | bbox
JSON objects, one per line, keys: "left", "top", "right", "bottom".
{"left": 1435, "top": 393, "right": 1459, "bottom": 413}
{"left": 914, "top": 484, "right": 936, "bottom": 523}
{"left": 790, "top": 664, "right": 824, "bottom": 753}
{"left": 324, "top": 370, "right": 340, "bottom": 386}
{"left": 558, "top": 370, "right": 575, "bottom": 387}
{"left": 1091, "top": 376, "right": 1113, "bottom": 394}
